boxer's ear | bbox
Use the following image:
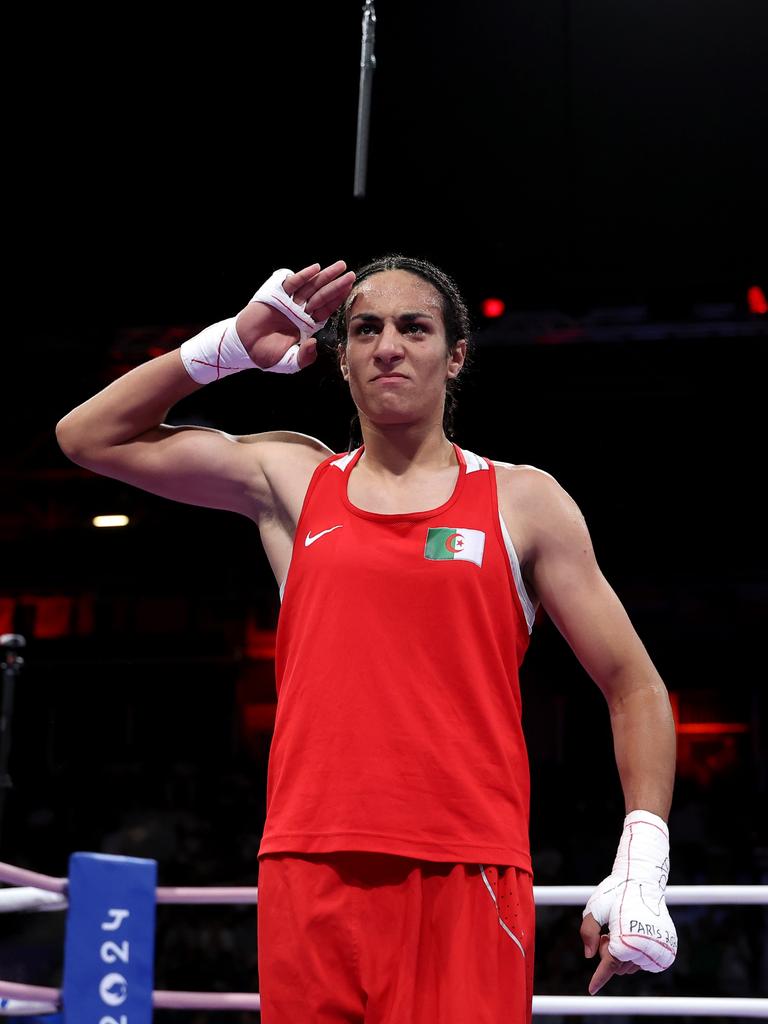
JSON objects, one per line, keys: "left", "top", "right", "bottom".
{"left": 447, "top": 339, "right": 467, "bottom": 379}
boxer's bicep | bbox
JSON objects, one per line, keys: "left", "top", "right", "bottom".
{"left": 70, "top": 424, "right": 275, "bottom": 518}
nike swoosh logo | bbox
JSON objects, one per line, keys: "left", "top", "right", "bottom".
{"left": 305, "top": 525, "right": 344, "bottom": 547}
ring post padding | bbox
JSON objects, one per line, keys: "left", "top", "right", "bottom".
{"left": 62, "top": 853, "right": 157, "bottom": 1024}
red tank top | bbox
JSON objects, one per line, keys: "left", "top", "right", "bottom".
{"left": 258, "top": 445, "right": 536, "bottom": 869}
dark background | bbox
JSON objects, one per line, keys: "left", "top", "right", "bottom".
{"left": 2, "top": 0, "right": 767, "bottom": 1018}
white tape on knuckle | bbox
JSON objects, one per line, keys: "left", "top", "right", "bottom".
{"left": 250, "top": 268, "right": 327, "bottom": 340}
{"left": 264, "top": 345, "right": 302, "bottom": 375}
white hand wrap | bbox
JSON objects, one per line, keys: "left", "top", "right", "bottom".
{"left": 179, "top": 267, "right": 324, "bottom": 383}
{"left": 179, "top": 318, "right": 300, "bottom": 383}
{"left": 250, "top": 268, "right": 328, "bottom": 340}
{"left": 583, "top": 810, "right": 677, "bottom": 972}
{"left": 179, "top": 318, "right": 254, "bottom": 384}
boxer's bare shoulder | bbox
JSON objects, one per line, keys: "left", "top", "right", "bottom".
{"left": 494, "top": 462, "right": 583, "bottom": 531}
{"left": 492, "top": 461, "right": 562, "bottom": 571}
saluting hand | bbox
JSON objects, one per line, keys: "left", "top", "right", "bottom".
{"left": 236, "top": 261, "right": 356, "bottom": 370}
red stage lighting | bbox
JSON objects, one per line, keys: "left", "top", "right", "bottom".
{"left": 481, "top": 297, "right": 505, "bottom": 319}
{"left": 747, "top": 285, "right": 767, "bottom": 315}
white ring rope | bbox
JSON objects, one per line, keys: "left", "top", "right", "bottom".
{"left": 1, "top": 981, "right": 766, "bottom": 1018}
{"left": 0, "top": 887, "right": 67, "bottom": 912}
{"left": 0, "top": 980, "right": 262, "bottom": 1014}
{"left": 1, "top": 860, "right": 765, "bottom": 1018}
{"left": 155, "top": 885, "right": 259, "bottom": 904}
{"left": 2, "top": 861, "right": 765, "bottom": 908}
{"left": 3, "top": 883, "right": 766, "bottom": 912}
{"left": 0, "top": 997, "right": 61, "bottom": 1018}
{"left": 532, "top": 997, "right": 768, "bottom": 1018}
{"left": 534, "top": 884, "right": 768, "bottom": 906}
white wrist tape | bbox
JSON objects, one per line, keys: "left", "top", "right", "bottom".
{"left": 250, "top": 268, "right": 328, "bottom": 340}
{"left": 179, "top": 318, "right": 301, "bottom": 384}
{"left": 179, "top": 318, "right": 254, "bottom": 384}
{"left": 583, "top": 810, "right": 677, "bottom": 972}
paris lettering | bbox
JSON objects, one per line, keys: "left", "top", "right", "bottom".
{"left": 628, "top": 920, "right": 677, "bottom": 950}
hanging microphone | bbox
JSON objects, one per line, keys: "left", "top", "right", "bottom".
{"left": 353, "top": 0, "right": 377, "bottom": 198}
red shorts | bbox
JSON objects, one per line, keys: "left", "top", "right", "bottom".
{"left": 257, "top": 852, "right": 534, "bottom": 1023}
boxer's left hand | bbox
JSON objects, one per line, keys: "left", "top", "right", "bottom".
{"left": 580, "top": 810, "right": 678, "bottom": 995}
{"left": 581, "top": 923, "right": 642, "bottom": 994}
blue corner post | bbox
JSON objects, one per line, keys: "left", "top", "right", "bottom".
{"left": 61, "top": 853, "right": 157, "bottom": 1023}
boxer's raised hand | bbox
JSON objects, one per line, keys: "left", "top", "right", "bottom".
{"left": 237, "top": 262, "right": 356, "bottom": 370}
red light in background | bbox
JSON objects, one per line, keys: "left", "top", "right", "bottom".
{"left": 747, "top": 285, "right": 767, "bottom": 315}
{"left": 669, "top": 691, "right": 749, "bottom": 786}
{"left": 481, "top": 297, "right": 505, "bottom": 319}
{"left": 245, "top": 618, "right": 276, "bottom": 659}
{"left": 242, "top": 702, "right": 277, "bottom": 732}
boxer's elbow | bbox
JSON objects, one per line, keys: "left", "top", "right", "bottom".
{"left": 56, "top": 415, "right": 86, "bottom": 462}
{"left": 56, "top": 415, "right": 111, "bottom": 469}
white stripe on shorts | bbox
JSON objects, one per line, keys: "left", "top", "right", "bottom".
{"left": 479, "top": 865, "right": 526, "bottom": 959}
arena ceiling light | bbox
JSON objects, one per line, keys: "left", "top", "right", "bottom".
{"left": 91, "top": 515, "right": 130, "bottom": 528}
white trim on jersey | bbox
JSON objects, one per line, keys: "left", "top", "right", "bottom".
{"left": 330, "top": 449, "right": 361, "bottom": 471}
{"left": 460, "top": 449, "right": 490, "bottom": 474}
{"left": 498, "top": 512, "right": 536, "bottom": 634}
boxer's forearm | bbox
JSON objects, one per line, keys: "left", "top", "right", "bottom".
{"left": 607, "top": 679, "right": 676, "bottom": 821}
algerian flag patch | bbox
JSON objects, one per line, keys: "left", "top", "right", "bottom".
{"left": 424, "top": 528, "right": 485, "bottom": 568}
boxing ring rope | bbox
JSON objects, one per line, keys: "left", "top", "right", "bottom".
{"left": 2, "top": 861, "right": 764, "bottom": 907}
{"left": 1, "top": 860, "right": 766, "bottom": 1018}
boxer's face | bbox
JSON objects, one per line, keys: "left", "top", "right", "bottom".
{"left": 340, "top": 270, "right": 465, "bottom": 429}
